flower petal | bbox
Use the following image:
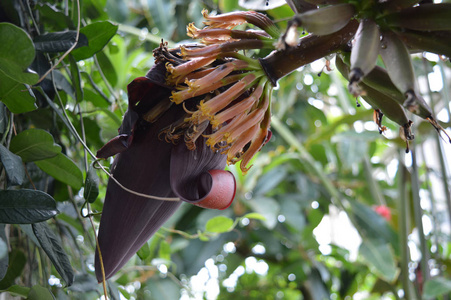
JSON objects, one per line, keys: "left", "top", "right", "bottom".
{"left": 95, "top": 111, "right": 183, "bottom": 281}
{"left": 96, "top": 134, "right": 131, "bottom": 159}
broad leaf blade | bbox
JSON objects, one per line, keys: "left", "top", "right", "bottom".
{"left": 0, "top": 23, "right": 38, "bottom": 84}
{"left": 33, "top": 31, "right": 88, "bottom": 53}
{"left": 35, "top": 153, "right": 83, "bottom": 190}
{"left": 9, "top": 129, "right": 61, "bottom": 162}
{"left": 32, "top": 222, "right": 74, "bottom": 286}
{"left": 359, "top": 238, "right": 399, "bottom": 283}
{"left": 27, "top": 284, "right": 55, "bottom": 300}
{"left": 0, "top": 144, "right": 25, "bottom": 186}
{"left": 0, "top": 70, "right": 37, "bottom": 114}
{"left": 0, "top": 250, "right": 26, "bottom": 289}
{"left": 71, "top": 21, "right": 118, "bottom": 61}
{"left": 423, "top": 277, "right": 451, "bottom": 299}
{"left": 0, "top": 189, "right": 58, "bottom": 224}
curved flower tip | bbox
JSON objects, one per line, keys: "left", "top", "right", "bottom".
{"left": 96, "top": 134, "right": 131, "bottom": 159}
{"left": 191, "top": 170, "right": 236, "bottom": 210}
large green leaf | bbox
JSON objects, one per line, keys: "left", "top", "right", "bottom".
{"left": 9, "top": 128, "right": 61, "bottom": 162}
{"left": 0, "top": 23, "right": 38, "bottom": 84}
{"left": 0, "top": 250, "right": 26, "bottom": 289}
{"left": 35, "top": 153, "right": 83, "bottom": 190}
{"left": 32, "top": 222, "right": 74, "bottom": 286}
{"left": 71, "top": 21, "right": 118, "bottom": 61}
{"left": 0, "top": 70, "right": 37, "bottom": 114}
{"left": 359, "top": 238, "right": 399, "bottom": 283}
{"left": 423, "top": 277, "right": 451, "bottom": 299}
{"left": 0, "top": 189, "right": 58, "bottom": 224}
{"left": 36, "top": 3, "right": 75, "bottom": 30}
{"left": 0, "top": 144, "right": 25, "bottom": 186}
{"left": 33, "top": 31, "right": 88, "bottom": 53}
{"left": 27, "top": 285, "right": 55, "bottom": 300}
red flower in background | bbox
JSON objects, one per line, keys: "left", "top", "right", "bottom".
{"left": 373, "top": 205, "right": 392, "bottom": 221}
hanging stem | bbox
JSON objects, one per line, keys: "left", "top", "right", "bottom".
{"left": 259, "top": 20, "right": 359, "bottom": 85}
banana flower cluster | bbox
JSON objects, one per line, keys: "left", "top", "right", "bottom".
{"left": 94, "top": 10, "right": 278, "bottom": 281}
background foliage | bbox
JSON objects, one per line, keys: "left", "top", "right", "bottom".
{"left": 0, "top": 0, "right": 450, "bottom": 299}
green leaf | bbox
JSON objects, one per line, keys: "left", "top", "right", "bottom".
{"left": 158, "top": 241, "right": 171, "bottom": 261}
{"left": 10, "top": 129, "right": 61, "bottom": 162}
{"left": 0, "top": 70, "right": 37, "bottom": 114}
{"left": 137, "top": 242, "right": 151, "bottom": 261}
{"left": 0, "top": 250, "right": 26, "bottom": 289}
{"left": 359, "top": 239, "right": 398, "bottom": 283}
{"left": 0, "top": 23, "right": 38, "bottom": 84}
{"left": 205, "top": 216, "right": 234, "bottom": 233}
{"left": 32, "top": 222, "right": 74, "bottom": 286}
{"left": 35, "top": 153, "right": 83, "bottom": 190}
{"left": 68, "top": 54, "right": 83, "bottom": 102}
{"left": 0, "top": 144, "right": 25, "bottom": 186}
{"left": 27, "top": 285, "right": 55, "bottom": 300}
{"left": 36, "top": 3, "right": 74, "bottom": 30}
{"left": 96, "top": 50, "right": 118, "bottom": 87}
{"left": 0, "top": 189, "right": 58, "bottom": 224}
{"left": 0, "top": 285, "right": 30, "bottom": 298}
{"left": 84, "top": 163, "right": 99, "bottom": 203}
{"left": 33, "top": 31, "right": 88, "bottom": 53}
{"left": 71, "top": 21, "right": 118, "bottom": 61}
{"left": 423, "top": 277, "right": 451, "bottom": 299}
{"left": 242, "top": 212, "right": 266, "bottom": 221}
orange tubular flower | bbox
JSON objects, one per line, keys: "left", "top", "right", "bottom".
{"left": 150, "top": 9, "right": 279, "bottom": 173}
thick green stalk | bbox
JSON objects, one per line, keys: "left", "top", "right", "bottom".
{"left": 397, "top": 158, "right": 414, "bottom": 300}
{"left": 409, "top": 144, "right": 430, "bottom": 282}
{"left": 259, "top": 20, "right": 358, "bottom": 85}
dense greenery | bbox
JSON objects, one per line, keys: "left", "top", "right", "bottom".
{"left": 0, "top": 0, "right": 450, "bottom": 299}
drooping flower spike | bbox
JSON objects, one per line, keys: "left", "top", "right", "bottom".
{"left": 95, "top": 9, "right": 279, "bottom": 282}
